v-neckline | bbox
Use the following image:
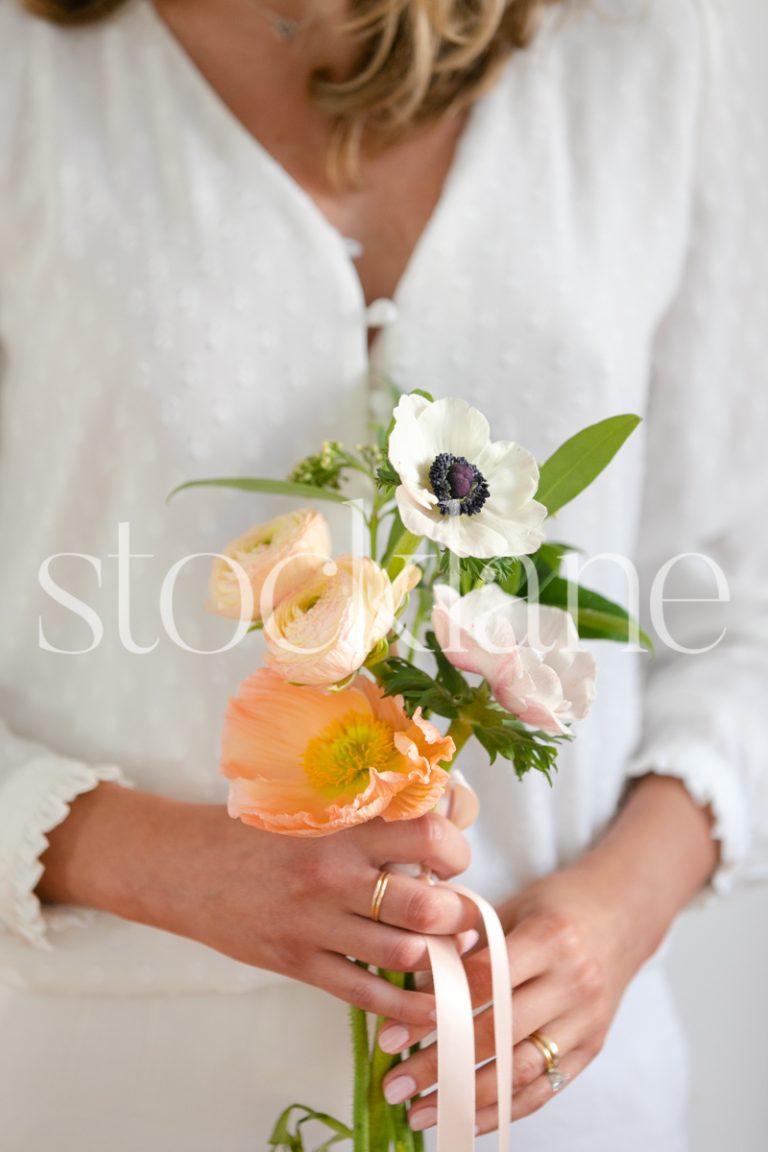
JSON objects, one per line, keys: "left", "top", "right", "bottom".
{"left": 140, "top": 0, "right": 500, "bottom": 358}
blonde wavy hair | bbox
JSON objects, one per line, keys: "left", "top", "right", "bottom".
{"left": 23, "top": 0, "right": 559, "bottom": 178}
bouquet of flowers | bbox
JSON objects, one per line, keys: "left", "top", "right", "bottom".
{"left": 174, "top": 392, "right": 645, "bottom": 1152}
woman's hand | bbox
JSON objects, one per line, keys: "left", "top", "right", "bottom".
{"left": 37, "top": 781, "right": 477, "bottom": 1026}
{"left": 376, "top": 774, "right": 719, "bottom": 1132}
{"left": 378, "top": 859, "right": 643, "bottom": 1132}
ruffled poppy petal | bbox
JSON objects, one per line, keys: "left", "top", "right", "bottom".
{"left": 221, "top": 670, "right": 372, "bottom": 782}
{"left": 222, "top": 673, "right": 454, "bottom": 836}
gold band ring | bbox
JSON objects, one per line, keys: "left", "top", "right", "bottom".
{"left": 527, "top": 1030, "right": 569, "bottom": 1094}
{"left": 370, "top": 870, "right": 391, "bottom": 923}
{"left": 527, "top": 1030, "right": 560, "bottom": 1071}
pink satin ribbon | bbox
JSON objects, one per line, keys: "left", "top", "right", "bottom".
{"left": 404, "top": 772, "right": 512, "bottom": 1148}
{"left": 424, "top": 886, "right": 512, "bottom": 1151}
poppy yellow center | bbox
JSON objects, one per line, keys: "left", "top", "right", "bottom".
{"left": 303, "top": 711, "right": 399, "bottom": 795}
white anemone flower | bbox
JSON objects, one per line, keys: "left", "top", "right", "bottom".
{"left": 387, "top": 394, "right": 547, "bottom": 559}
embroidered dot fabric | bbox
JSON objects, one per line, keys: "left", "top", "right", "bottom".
{"left": 0, "top": 1, "right": 766, "bottom": 1147}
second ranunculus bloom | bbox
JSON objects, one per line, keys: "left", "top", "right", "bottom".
{"left": 264, "top": 556, "right": 421, "bottom": 687}
{"left": 209, "top": 508, "right": 331, "bottom": 622}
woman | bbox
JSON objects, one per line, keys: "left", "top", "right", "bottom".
{"left": 0, "top": 0, "right": 766, "bottom": 1148}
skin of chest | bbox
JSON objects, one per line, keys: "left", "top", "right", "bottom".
{"left": 153, "top": 0, "right": 470, "bottom": 305}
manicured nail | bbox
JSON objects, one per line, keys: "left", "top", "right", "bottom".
{"left": 428, "top": 1007, "right": 437, "bottom": 1023}
{"left": 460, "top": 929, "right": 480, "bottom": 954}
{"left": 378, "top": 1025, "right": 410, "bottom": 1054}
{"left": 383, "top": 1075, "right": 417, "bottom": 1106}
{"left": 409, "top": 1107, "right": 438, "bottom": 1132}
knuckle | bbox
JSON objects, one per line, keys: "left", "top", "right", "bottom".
{"left": 386, "top": 934, "right": 426, "bottom": 972}
{"left": 270, "top": 937, "right": 305, "bottom": 976}
{"left": 417, "top": 812, "right": 446, "bottom": 851}
{"left": 585, "top": 1032, "right": 606, "bottom": 1062}
{"left": 538, "top": 911, "right": 582, "bottom": 962}
{"left": 575, "top": 956, "right": 605, "bottom": 999}
{"left": 405, "top": 886, "right": 442, "bottom": 933}
{"left": 289, "top": 853, "right": 336, "bottom": 900}
{"left": 348, "top": 977, "right": 377, "bottom": 1014}
{"left": 516, "top": 1049, "right": 544, "bottom": 1088}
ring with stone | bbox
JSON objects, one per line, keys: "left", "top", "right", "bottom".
{"left": 527, "top": 1029, "right": 570, "bottom": 1094}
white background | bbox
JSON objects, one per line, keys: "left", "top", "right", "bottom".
{"left": 665, "top": 2, "right": 768, "bottom": 1149}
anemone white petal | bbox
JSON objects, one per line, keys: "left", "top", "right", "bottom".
{"left": 475, "top": 503, "right": 546, "bottom": 557}
{"left": 476, "top": 440, "right": 541, "bottom": 507}
{"left": 388, "top": 394, "right": 435, "bottom": 477}
{"left": 416, "top": 397, "right": 491, "bottom": 460}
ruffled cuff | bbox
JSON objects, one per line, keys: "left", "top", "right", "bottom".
{"left": 0, "top": 758, "right": 135, "bottom": 950}
{"left": 624, "top": 738, "right": 751, "bottom": 898}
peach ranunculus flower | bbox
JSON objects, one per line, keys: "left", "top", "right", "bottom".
{"left": 221, "top": 670, "right": 455, "bottom": 836}
{"left": 208, "top": 509, "right": 331, "bottom": 622}
{"left": 432, "top": 583, "right": 597, "bottom": 736}
{"left": 263, "top": 555, "right": 421, "bottom": 687}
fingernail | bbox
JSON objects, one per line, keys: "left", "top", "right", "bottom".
{"left": 378, "top": 1025, "right": 410, "bottom": 1054}
{"left": 383, "top": 1075, "right": 417, "bottom": 1106}
{"left": 460, "top": 929, "right": 480, "bottom": 954}
{"left": 409, "top": 1107, "right": 438, "bottom": 1132}
{"left": 428, "top": 1006, "right": 437, "bottom": 1023}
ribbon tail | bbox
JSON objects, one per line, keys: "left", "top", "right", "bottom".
{"left": 425, "top": 935, "right": 476, "bottom": 1152}
{"left": 448, "top": 885, "right": 513, "bottom": 1152}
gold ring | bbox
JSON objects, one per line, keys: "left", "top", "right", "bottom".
{"left": 527, "top": 1030, "right": 569, "bottom": 1094}
{"left": 370, "top": 870, "right": 391, "bottom": 923}
{"left": 527, "top": 1030, "right": 560, "bottom": 1069}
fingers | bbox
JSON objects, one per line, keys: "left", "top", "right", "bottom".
{"left": 334, "top": 919, "right": 435, "bottom": 974}
{"left": 473, "top": 1048, "right": 589, "bottom": 1132}
{"left": 361, "top": 813, "right": 471, "bottom": 879}
{"left": 381, "top": 972, "right": 572, "bottom": 1097}
{"left": 466, "top": 975, "right": 575, "bottom": 1066}
{"left": 403, "top": 1022, "right": 593, "bottom": 1134}
{"left": 378, "top": 922, "right": 554, "bottom": 1048}
{"left": 350, "top": 869, "right": 478, "bottom": 937}
{"left": 476, "top": 1012, "right": 585, "bottom": 1107}
{"left": 310, "top": 954, "right": 437, "bottom": 1027}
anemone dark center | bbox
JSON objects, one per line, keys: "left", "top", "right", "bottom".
{"left": 428, "top": 453, "right": 490, "bottom": 517}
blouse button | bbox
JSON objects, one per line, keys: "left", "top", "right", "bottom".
{"left": 341, "top": 235, "right": 364, "bottom": 259}
{"left": 365, "top": 298, "right": 398, "bottom": 328}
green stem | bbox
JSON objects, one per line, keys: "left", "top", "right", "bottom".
{"left": 446, "top": 716, "right": 473, "bottom": 760}
{"left": 368, "top": 1023, "right": 396, "bottom": 1152}
{"left": 370, "top": 510, "right": 379, "bottom": 559}
{"left": 350, "top": 1002, "right": 371, "bottom": 1152}
{"left": 385, "top": 530, "right": 421, "bottom": 580}
{"left": 368, "top": 968, "right": 408, "bottom": 1150}
{"left": 404, "top": 589, "right": 432, "bottom": 665}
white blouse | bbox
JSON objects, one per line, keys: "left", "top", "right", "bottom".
{"left": 0, "top": 0, "right": 767, "bottom": 999}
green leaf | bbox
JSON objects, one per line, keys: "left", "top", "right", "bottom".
{"left": 536, "top": 414, "right": 641, "bottom": 516}
{"left": 436, "top": 553, "right": 526, "bottom": 596}
{"left": 375, "top": 460, "right": 400, "bottom": 496}
{"left": 374, "top": 658, "right": 465, "bottom": 719}
{"left": 574, "top": 607, "right": 653, "bottom": 649}
{"left": 536, "top": 576, "right": 653, "bottom": 650}
{"left": 268, "top": 1105, "right": 352, "bottom": 1152}
{"left": 166, "top": 477, "right": 351, "bottom": 505}
{"left": 473, "top": 719, "right": 565, "bottom": 784}
{"left": 424, "top": 630, "right": 470, "bottom": 698}
{"left": 532, "top": 542, "right": 579, "bottom": 575}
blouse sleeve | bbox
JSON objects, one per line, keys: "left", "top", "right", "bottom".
{"left": 0, "top": 1, "right": 137, "bottom": 951}
{"left": 625, "top": 0, "right": 768, "bottom": 894}
{"left": 0, "top": 722, "right": 135, "bottom": 950}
